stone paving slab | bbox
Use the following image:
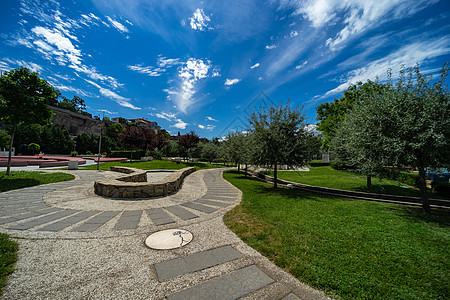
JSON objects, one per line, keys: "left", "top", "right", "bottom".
{"left": 165, "top": 205, "right": 198, "bottom": 220}
{"left": 8, "top": 209, "right": 78, "bottom": 230}
{"left": 155, "top": 245, "right": 243, "bottom": 281}
{"left": 182, "top": 202, "right": 217, "bottom": 214}
{"left": 72, "top": 211, "right": 119, "bottom": 232}
{"left": 195, "top": 199, "right": 230, "bottom": 208}
{"left": 0, "top": 207, "right": 60, "bottom": 225}
{"left": 201, "top": 195, "right": 235, "bottom": 202}
{"left": 38, "top": 211, "right": 99, "bottom": 232}
{"left": 167, "top": 265, "right": 274, "bottom": 300}
{"left": 114, "top": 210, "right": 142, "bottom": 230}
{"left": 146, "top": 208, "right": 175, "bottom": 226}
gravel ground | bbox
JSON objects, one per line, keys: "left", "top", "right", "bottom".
{"left": 1, "top": 169, "right": 330, "bottom": 300}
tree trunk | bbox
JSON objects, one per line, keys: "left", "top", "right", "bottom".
{"left": 6, "top": 125, "right": 16, "bottom": 176}
{"left": 245, "top": 163, "right": 248, "bottom": 177}
{"left": 418, "top": 167, "right": 431, "bottom": 213}
{"left": 366, "top": 175, "right": 372, "bottom": 191}
{"left": 274, "top": 162, "right": 278, "bottom": 189}
{"left": 237, "top": 162, "right": 240, "bottom": 172}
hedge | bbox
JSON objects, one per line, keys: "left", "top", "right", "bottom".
{"left": 431, "top": 181, "right": 450, "bottom": 198}
{"left": 109, "top": 150, "right": 145, "bottom": 159}
{"left": 308, "top": 160, "right": 330, "bottom": 167}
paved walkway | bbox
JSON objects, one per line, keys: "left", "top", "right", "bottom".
{"left": 0, "top": 169, "right": 330, "bottom": 300}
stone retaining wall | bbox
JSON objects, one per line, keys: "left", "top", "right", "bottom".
{"left": 94, "top": 167, "right": 195, "bottom": 199}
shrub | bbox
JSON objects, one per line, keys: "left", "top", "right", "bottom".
{"left": 330, "top": 161, "right": 355, "bottom": 170}
{"left": 109, "top": 150, "right": 145, "bottom": 159}
{"left": 431, "top": 181, "right": 450, "bottom": 198}
{"left": 70, "top": 151, "right": 78, "bottom": 157}
{"left": 86, "top": 150, "right": 93, "bottom": 155}
{"left": 382, "top": 169, "right": 420, "bottom": 187}
{"left": 308, "top": 160, "right": 330, "bottom": 167}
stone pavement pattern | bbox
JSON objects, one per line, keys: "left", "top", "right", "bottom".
{"left": 0, "top": 169, "right": 330, "bottom": 300}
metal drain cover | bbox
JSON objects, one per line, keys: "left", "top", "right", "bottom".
{"left": 145, "top": 229, "right": 193, "bottom": 250}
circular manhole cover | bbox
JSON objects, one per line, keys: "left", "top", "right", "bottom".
{"left": 145, "top": 229, "right": 193, "bottom": 250}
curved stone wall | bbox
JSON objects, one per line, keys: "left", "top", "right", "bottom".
{"left": 94, "top": 166, "right": 195, "bottom": 199}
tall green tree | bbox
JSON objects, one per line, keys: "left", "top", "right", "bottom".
{"left": 221, "top": 132, "right": 250, "bottom": 172}
{"left": 316, "top": 80, "right": 384, "bottom": 150}
{"left": 247, "top": 102, "right": 308, "bottom": 188}
{"left": 333, "top": 64, "right": 450, "bottom": 211}
{"left": 0, "top": 67, "right": 56, "bottom": 175}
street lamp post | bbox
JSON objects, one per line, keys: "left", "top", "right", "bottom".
{"left": 97, "top": 127, "right": 102, "bottom": 171}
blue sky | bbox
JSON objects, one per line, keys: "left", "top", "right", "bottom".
{"left": 1, "top": 0, "right": 449, "bottom": 138}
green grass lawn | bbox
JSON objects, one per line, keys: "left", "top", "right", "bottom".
{"left": 262, "top": 166, "right": 441, "bottom": 198}
{"left": 0, "top": 171, "right": 75, "bottom": 193}
{"left": 79, "top": 159, "right": 220, "bottom": 171}
{"left": 223, "top": 170, "right": 450, "bottom": 300}
{"left": 0, "top": 234, "right": 18, "bottom": 297}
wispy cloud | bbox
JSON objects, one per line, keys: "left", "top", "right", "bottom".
{"left": 0, "top": 58, "right": 42, "bottom": 72}
{"left": 85, "top": 79, "right": 140, "bottom": 110}
{"left": 250, "top": 63, "right": 260, "bottom": 69}
{"left": 295, "top": 61, "right": 308, "bottom": 70}
{"left": 128, "top": 64, "right": 164, "bottom": 76}
{"left": 165, "top": 58, "right": 212, "bottom": 114}
{"left": 224, "top": 78, "right": 241, "bottom": 86}
{"left": 155, "top": 112, "right": 177, "bottom": 121}
{"left": 320, "top": 37, "right": 450, "bottom": 99}
{"left": 279, "top": 0, "right": 438, "bottom": 50}
{"left": 189, "top": 8, "right": 212, "bottom": 31}
{"left": 206, "top": 116, "right": 218, "bottom": 122}
{"left": 198, "top": 124, "right": 215, "bottom": 130}
{"left": 172, "top": 119, "right": 188, "bottom": 129}
{"left": 106, "top": 16, "right": 129, "bottom": 33}
{"left": 265, "top": 45, "right": 276, "bottom": 50}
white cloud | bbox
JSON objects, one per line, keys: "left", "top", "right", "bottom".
{"left": 128, "top": 64, "right": 164, "bottom": 76}
{"left": 224, "top": 78, "right": 241, "bottom": 86}
{"left": 250, "top": 63, "right": 260, "bottom": 69}
{"left": 265, "top": 45, "right": 277, "bottom": 50}
{"left": 295, "top": 61, "right": 308, "bottom": 70}
{"left": 1, "top": 58, "right": 42, "bottom": 73}
{"left": 206, "top": 125, "right": 215, "bottom": 131}
{"left": 106, "top": 16, "right": 129, "bottom": 33}
{"left": 290, "top": 30, "right": 299, "bottom": 38}
{"left": 157, "top": 56, "right": 182, "bottom": 68}
{"left": 85, "top": 79, "right": 140, "bottom": 110}
{"left": 167, "top": 58, "right": 211, "bottom": 113}
{"left": 172, "top": 119, "right": 188, "bottom": 129}
{"left": 189, "top": 8, "right": 212, "bottom": 31}
{"left": 155, "top": 112, "right": 177, "bottom": 121}
{"left": 31, "top": 26, "right": 82, "bottom": 66}
{"left": 198, "top": 124, "right": 205, "bottom": 129}
{"left": 280, "top": 0, "right": 437, "bottom": 50}
{"left": 206, "top": 116, "right": 218, "bottom": 122}
{"left": 320, "top": 37, "right": 450, "bottom": 98}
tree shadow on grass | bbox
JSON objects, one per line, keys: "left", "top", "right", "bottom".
{"left": 389, "top": 205, "right": 450, "bottom": 228}
{"left": 0, "top": 178, "right": 41, "bottom": 193}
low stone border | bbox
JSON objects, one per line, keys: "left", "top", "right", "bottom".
{"left": 94, "top": 166, "right": 195, "bottom": 199}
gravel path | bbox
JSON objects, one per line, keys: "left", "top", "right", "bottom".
{"left": 0, "top": 169, "right": 330, "bottom": 300}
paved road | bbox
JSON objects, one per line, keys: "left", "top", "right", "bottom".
{"left": 0, "top": 169, "right": 329, "bottom": 300}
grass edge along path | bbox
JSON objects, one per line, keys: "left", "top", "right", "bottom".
{"left": 79, "top": 159, "right": 220, "bottom": 171}
{"left": 0, "top": 171, "right": 75, "bottom": 193}
{"left": 0, "top": 234, "right": 18, "bottom": 297}
{"left": 223, "top": 170, "right": 450, "bottom": 300}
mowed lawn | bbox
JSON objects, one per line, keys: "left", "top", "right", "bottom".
{"left": 79, "top": 159, "right": 220, "bottom": 171}
{"left": 0, "top": 171, "right": 75, "bottom": 193}
{"left": 0, "top": 234, "right": 18, "bottom": 297}
{"left": 263, "top": 166, "right": 440, "bottom": 198}
{"left": 223, "top": 170, "right": 449, "bottom": 300}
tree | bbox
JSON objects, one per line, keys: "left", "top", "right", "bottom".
{"left": 0, "top": 67, "right": 56, "bottom": 175}
{"left": 247, "top": 102, "right": 309, "bottom": 188}
{"left": 178, "top": 131, "right": 200, "bottom": 158}
{"left": 56, "top": 93, "right": 86, "bottom": 113}
{"left": 333, "top": 64, "right": 450, "bottom": 212}
{"left": 0, "top": 130, "right": 11, "bottom": 149}
{"left": 28, "top": 143, "right": 40, "bottom": 155}
{"left": 316, "top": 80, "right": 385, "bottom": 150}
{"left": 221, "top": 132, "right": 249, "bottom": 172}
{"left": 200, "top": 142, "right": 218, "bottom": 163}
